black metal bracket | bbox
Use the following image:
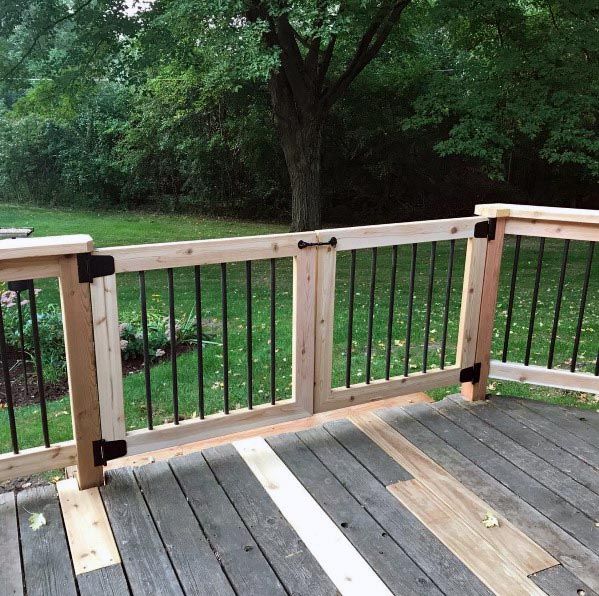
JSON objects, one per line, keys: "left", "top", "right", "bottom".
{"left": 92, "top": 439, "right": 127, "bottom": 466}
{"left": 7, "top": 279, "right": 34, "bottom": 292}
{"left": 298, "top": 237, "right": 337, "bottom": 250}
{"left": 474, "top": 218, "right": 497, "bottom": 240}
{"left": 460, "top": 363, "right": 482, "bottom": 384}
{"left": 77, "top": 253, "right": 115, "bottom": 283}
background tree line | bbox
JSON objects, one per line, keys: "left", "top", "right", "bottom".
{"left": 0, "top": 0, "right": 597, "bottom": 230}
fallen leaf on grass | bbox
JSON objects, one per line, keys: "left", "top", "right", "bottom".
{"left": 29, "top": 513, "right": 46, "bottom": 531}
{"left": 482, "top": 512, "right": 499, "bottom": 528}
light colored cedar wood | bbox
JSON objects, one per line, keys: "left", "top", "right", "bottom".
{"left": 57, "top": 478, "right": 120, "bottom": 574}
{"left": 327, "top": 367, "right": 461, "bottom": 410}
{"left": 462, "top": 218, "right": 506, "bottom": 401}
{"left": 0, "top": 441, "right": 76, "bottom": 483}
{"left": 505, "top": 218, "right": 599, "bottom": 242}
{"left": 318, "top": 216, "right": 485, "bottom": 251}
{"left": 313, "top": 242, "right": 336, "bottom": 412}
{"left": 292, "top": 243, "right": 317, "bottom": 413}
{"left": 91, "top": 274, "right": 126, "bottom": 441}
{"left": 490, "top": 361, "right": 599, "bottom": 394}
{"left": 95, "top": 231, "right": 311, "bottom": 273}
{"left": 456, "top": 237, "right": 487, "bottom": 369}
{"left": 58, "top": 254, "right": 104, "bottom": 489}
{"left": 0, "top": 255, "right": 60, "bottom": 282}
{"left": 475, "top": 203, "right": 599, "bottom": 225}
{"left": 106, "top": 393, "right": 431, "bottom": 470}
{"left": 234, "top": 437, "right": 393, "bottom": 596}
{"left": 350, "top": 411, "right": 557, "bottom": 575}
{"left": 0, "top": 234, "right": 93, "bottom": 260}
{"left": 388, "top": 480, "right": 548, "bottom": 596}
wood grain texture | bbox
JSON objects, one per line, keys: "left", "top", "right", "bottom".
{"left": 505, "top": 218, "right": 599, "bottom": 241}
{"left": 529, "top": 564, "right": 598, "bottom": 596}
{"left": 0, "top": 492, "right": 23, "bottom": 596}
{"left": 0, "top": 255, "right": 60, "bottom": 282}
{"left": 0, "top": 441, "right": 76, "bottom": 483}
{"left": 0, "top": 234, "right": 93, "bottom": 260}
{"left": 475, "top": 203, "right": 599, "bottom": 224}
{"left": 76, "top": 565, "right": 130, "bottom": 596}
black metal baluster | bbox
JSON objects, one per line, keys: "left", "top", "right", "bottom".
{"left": 15, "top": 291, "right": 29, "bottom": 395}
{"left": 139, "top": 271, "right": 152, "bottom": 429}
{"left": 440, "top": 240, "right": 455, "bottom": 370}
{"left": 404, "top": 244, "right": 418, "bottom": 377}
{"left": 571, "top": 242, "right": 595, "bottom": 372}
{"left": 28, "top": 284, "right": 49, "bottom": 447}
{"left": 547, "top": 239, "right": 570, "bottom": 369}
{"left": 595, "top": 349, "right": 599, "bottom": 377}
{"left": 524, "top": 238, "right": 545, "bottom": 366}
{"left": 385, "top": 246, "right": 398, "bottom": 380}
{"left": 167, "top": 268, "right": 178, "bottom": 424}
{"left": 246, "top": 261, "right": 253, "bottom": 409}
{"left": 502, "top": 235, "right": 521, "bottom": 362}
{"left": 221, "top": 263, "right": 229, "bottom": 414}
{"left": 194, "top": 266, "right": 204, "bottom": 419}
{"left": 345, "top": 250, "right": 357, "bottom": 388}
{"left": 365, "top": 248, "right": 377, "bottom": 383}
{"left": 0, "top": 304, "right": 18, "bottom": 453}
{"left": 423, "top": 241, "right": 437, "bottom": 373}
{"left": 270, "top": 259, "right": 276, "bottom": 405}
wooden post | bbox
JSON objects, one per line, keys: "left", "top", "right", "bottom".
{"left": 59, "top": 254, "right": 104, "bottom": 488}
{"left": 292, "top": 238, "right": 318, "bottom": 414}
{"left": 460, "top": 218, "right": 507, "bottom": 401}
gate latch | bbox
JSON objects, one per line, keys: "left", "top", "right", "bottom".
{"left": 298, "top": 237, "right": 337, "bottom": 249}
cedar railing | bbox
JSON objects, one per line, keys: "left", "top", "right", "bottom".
{"left": 0, "top": 204, "right": 597, "bottom": 488}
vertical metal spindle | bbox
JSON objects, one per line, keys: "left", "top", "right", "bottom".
{"left": 167, "top": 268, "right": 178, "bottom": 424}
{"left": 0, "top": 304, "right": 18, "bottom": 453}
{"left": 502, "top": 235, "right": 521, "bottom": 362}
{"left": 221, "top": 263, "right": 229, "bottom": 414}
{"left": 547, "top": 239, "right": 570, "bottom": 369}
{"left": 524, "top": 237, "right": 545, "bottom": 366}
{"left": 270, "top": 259, "right": 276, "bottom": 405}
{"left": 365, "top": 247, "right": 377, "bottom": 384}
{"left": 246, "top": 261, "right": 253, "bottom": 409}
{"left": 595, "top": 349, "right": 599, "bottom": 377}
{"left": 385, "top": 246, "right": 398, "bottom": 380}
{"left": 345, "top": 250, "right": 357, "bottom": 388}
{"left": 194, "top": 266, "right": 204, "bottom": 419}
{"left": 15, "top": 291, "right": 29, "bottom": 395}
{"left": 404, "top": 244, "right": 418, "bottom": 377}
{"left": 139, "top": 271, "right": 153, "bottom": 429}
{"left": 28, "top": 284, "right": 49, "bottom": 447}
{"left": 423, "top": 241, "right": 437, "bottom": 373}
{"left": 440, "top": 239, "right": 455, "bottom": 369}
{"left": 571, "top": 242, "right": 595, "bottom": 372}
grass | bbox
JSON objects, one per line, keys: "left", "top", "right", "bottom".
{"left": 1, "top": 203, "right": 598, "bottom": 453}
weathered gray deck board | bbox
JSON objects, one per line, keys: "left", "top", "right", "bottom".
{"left": 380, "top": 405, "right": 599, "bottom": 592}
{"left": 492, "top": 397, "right": 599, "bottom": 469}
{"left": 0, "top": 492, "right": 23, "bottom": 596}
{"left": 461, "top": 398, "right": 599, "bottom": 496}
{"left": 101, "top": 468, "right": 183, "bottom": 596}
{"left": 203, "top": 444, "right": 337, "bottom": 596}
{"left": 17, "top": 485, "right": 77, "bottom": 596}
{"left": 298, "top": 425, "right": 492, "bottom": 595}
{"left": 267, "top": 432, "right": 442, "bottom": 595}
{"left": 322, "top": 419, "right": 412, "bottom": 485}
{"left": 436, "top": 398, "right": 599, "bottom": 519}
{"left": 170, "top": 452, "right": 286, "bottom": 596}
{"left": 529, "top": 564, "right": 598, "bottom": 596}
{"left": 76, "top": 565, "right": 130, "bottom": 596}
{"left": 133, "top": 461, "right": 235, "bottom": 596}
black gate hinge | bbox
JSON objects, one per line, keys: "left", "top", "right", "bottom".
{"left": 92, "top": 439, "right": 127, "bottom": 466}
{"left": 460, "top": 362, "right": 482, "bottom": 384}
{"left": 77, "top": 253, "right": 115, "bottom": 283}
{"left": 298, "top": 237, "right": 337, "bottom": 249}
{"left": 474, "top": 218, "right": 497, "bottom": 240}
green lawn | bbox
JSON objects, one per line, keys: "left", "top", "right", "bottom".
{"left": 1, "top": 203, "right": 597, "bottom": 452}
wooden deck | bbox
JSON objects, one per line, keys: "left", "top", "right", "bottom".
{"left": 3, "top": 395, "right": 599, "bottom": 595}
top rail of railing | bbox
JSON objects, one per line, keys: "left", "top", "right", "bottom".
{"left": 475, "top": 203, "right": 599, "bottom": 224}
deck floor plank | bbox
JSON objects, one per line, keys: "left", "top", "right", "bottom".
{"left": 76, "top": 564, "right": 131, "bottom": 596}
{"left": 133, "top": 460, "right": 235, "bottom": 596}
{"left": 0, "top": 492, "right": 23, "bottom": 596}
{"left": 381, "top": 404, "right": 599, "bottom": 591}
{"left": 435, "top": 398, "right": 599, "bottom": 519}
{"left": 297, "top": 425, "right": 493, "bottom": 595}
{"left": 203, "top": 444, "right": 338, "bottom": 596}
{"left": 17, "top": 485, "right": 77, "bottom": 596}
{"left": 169, "top": 451, "right": 286, "bottom": 595}
{"left": 101, "top": 468, "right": 183, "bottom": 596}
{"left": 267, "top": 432, "right": 441, "bottom": 595}
{"left": 529, "top": 564, "right": 598, "bottom": 596}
